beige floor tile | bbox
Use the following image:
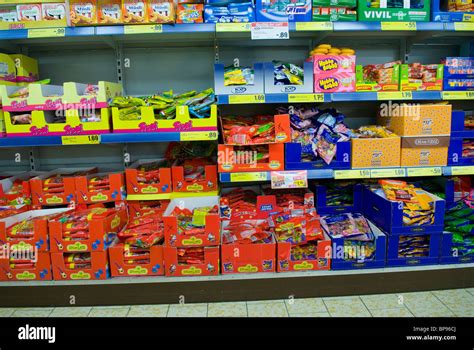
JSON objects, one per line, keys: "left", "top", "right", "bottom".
{"left": 290, "top": 312, "right": 330, "bottom": 318}
{"left": 50, "top": 307, "right": 92, "bottom": 317}
{"left": 167, "top": 304, "right": 208, "bottom": 317}
{"left": 0, "top": 308, "right": 16, "bottom": 317}
{"left": 323, "top": 296, "right": 365, "bottom": 312}
{"left": 465, "top": 288, "right": 474, "bottom": 296}
{"left": 370, "top": 307, "right": 414, "bottom": 317}
{"left": 330, "top": 308, "right": 372, "bottom": 317}
{"left": 285, "top": 298, "right": 327, "bottom": 315}
{"left": 247, "top": 301, "right": 288, "bottom": 317}
{"left": 432, "top": 289, "right": 474, "bottom": 306}
{"left": 88, "top": 306, "right": 130, "bottom": 317}
{"left": 445, "top": 303, "right": 474, "bottom": 317}
{"left": 408, "top": 304, "right": 455, "bottom": 317}
{"left": 127, "top": 305, "right": 169, "bottom": 317}
{"left": 12, "top": 308, "right": 53, "bottom": 317}
{"left": 360, "top": 294, "right": 405, "bottom": 310}
{"left": 398, "top": 292, "right": 443, "bottom": 311}
{"left": 247, "top": 299, "right": 285, "bottom": 305}
{"left": 207, "top": 302, "right": 247, "bottom": 317}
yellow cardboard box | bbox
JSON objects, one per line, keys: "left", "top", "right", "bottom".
{"left": 9, "top": 54, "right": 39, "bottom": 83}
{"left": 378, "top": 103, "right": 452, "bottom": 136}
{"left": 400, "top": 136, "right": 449, "bottom": 167}
{"left": 351, "top": 136, "right": 401, "bottom": 168}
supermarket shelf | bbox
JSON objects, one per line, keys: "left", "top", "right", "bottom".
{"left": 126, "top": 191, "right": 218, "bottom": 201}
{"left": 101, "top": 132, "right": 182, "bottom": 144}
{"left": 0, "top": 135, "right": 63, "bottom": 147}
{"left": 0, "top": 27, "right": 95, "bottom": 40}
{"left": 0, "top": 263, "right": 472, "bottom": 306}
{"left": 96, "top": 23, "right": 215, "bottom": 36}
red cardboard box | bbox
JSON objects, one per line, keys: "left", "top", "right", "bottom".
{"left": 51, "top": 251, "right": 109, "bottom": 280}
{"left": 125, "top": 159, "right": 172, "bottom": 195}
{"left": 171, "top": 162, "right": 217, "bottom": 193}
{"left": 0, "top": 250, "right": 51, "bottom": 281}
{"left": 218, "top": 143, "right": 285, "bottom": 172}
{"left": 0, "top": 171, "right": 44, "bottom": 205}
{"left": 127, "top": 200, "right": 170, "bottom": 219}
{"left": 49, "top": 207, "right": 128, "bottom": 253}
{"left": 109, "top": 244, "right": 164, "bottom": 277}
{"left": 0, "top": 205, "right": 29, "bottom": 219}
{"left": 163, "top": 196, "right": 220, "bottom": 247}
{"left": 219, "top": 186, "right": 279, "bottom": 220}
{"left": 163, "top": 246, "right": 219, "bottom": 276}
{"left": 75, "top": 172, "right": 126, "bottom": 204}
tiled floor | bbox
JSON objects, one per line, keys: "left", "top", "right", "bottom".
{"left": 3, "top": 288, "right": 473, "bottom": 317}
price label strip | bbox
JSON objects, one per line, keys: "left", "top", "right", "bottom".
{"left": 454, "top": 22, "right": 474, "bottom": 31}
{"left": 124, "top": 25, "right": 163, "bottom": 35}
{"left": 295, "top": 22, "right": 333, "bottom": 31}
{"left": 406, "top": 167, "right": 442, "bottom": 177}
{"left": 228, "top": 94, "right": 265, "bottom": 104}
{"left": 334, "top": 169, "right": 371, "bottom": 180}
{"left": 288, "top": 93, "right": 325, "bottom": 103}
{"left": 61, "top": 135, "right": 101, "bottom": 145}
{"left": 377, "top": 91, "right": 413, "bottom": 100}
{"left": 370, "top": 168, "right": 407, "bottom": 178}
{"left": 216, "top": 23, "right": 251, "bottom": 32}
{"left": 380, "top": 22, "right": 417, "bottom": 31}
{"left": 442, "top": 91, "right": 474, "bottom": 100}
{"left": 251, "top": 22, "right": 289, "bottom": 40}
{"left": 270, "top": 170, "right": 308, "bottom": 189}
{"left": 28, "top": 27, "right": 65, "bottom": 38}
{"left": 180, "top": 130, "right": 218, "bottom": 141}
{"left": 450, "top": 166, "right": 474, "bottom": 176}
{"left": 230, "top": 172, "right": 268, "bottom": 182}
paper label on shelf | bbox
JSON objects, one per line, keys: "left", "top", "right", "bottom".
{"left": 370, "top": 168, "right": 407, "bottom": 178}
{"left": 295, "top": 22, "right": 333, "bottom": 31}
{"left": 28, "top": 27, "right": 65, "bottom": 38}
{"left": 288, "top": 93, "right": 325, "bottom": 103}
{"left": 180, "top": 131, "right": 218, "bottom": 141}
{"left": 462, "top": 14, "right": 474, "bottom": 23}
{"left": 377, "top": 91, "right": 412, "bottom": 100}
{"left": 406, "top": 167, "right": 442, "bottom": 177}
{"left": 334, "top": 169, "right": 370, "bottom": 179}
{"left": 216, "top": 23, "right": 251, "bottom": 32}
{"left": 380, "top": 22, "right": 417, "bottom": 31}
{"left": 230, "top": 172, "right": 268, "bottom": 182}
{"left": 124, "top": 25, "right": 163, "bottom": 35}
{"left": 251, "top": 22, "right": 289, "bottom": 40}
{"left": 454, "top": 22, "right": 474, "bottom": 31}
{"left": 61, "top": 135, "right": 100, "bottom": 145}
{"left": 126, "top": 193, "right": 171, "bottom": 201}
{"left": 442, "top": 91, "right": 474, "bottom": 100}
{"left": 270, "top": 170, "right": 307, "bottom": 189}
{"left": 450, "top": 166, "right": 474, "bottom": 175}
{"left": 228, "top": 94, "right": 265, "bottom": 104}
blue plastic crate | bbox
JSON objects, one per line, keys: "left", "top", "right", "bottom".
{"left": 432, "top": 0, "right": 474, "bottom": 22}
{"left": 214, "top": 63, "right": 264, "bottom": 95}
{"left": 315, "top": 183, "right": 363, "bottom": 215}
{"left": 448, "top": 137, "right": 474, "bottom": 166}
{"left": 451, "top": 110, "right": 474, "bottom": 138}
{"left": 327, "top": 220, "right": 387, "bottom": 270}
{"left": 386, "top": 232, "right": 441, "bottom": 267}
{"left": 440, "top": 231, "right": 474, "bottom": 264}
{"left": 284, "top": 141, "right": 351, "bottom": 170}
{"left": 362, "top": 187, "right": 445, "bottom": 235}
{"left": 263, "top": 61, "right": 313, "bottom": 94}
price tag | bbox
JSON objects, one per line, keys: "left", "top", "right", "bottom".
{"left": 334, "top": 169, "right": 371, "bottom": 179}
{"left": 380, "top": 22, "right": 417, "bottom": 31}
{"left": 288, "top": 93, "right": 325, "bottom": 103}
{"left": 450, "top": 166, "right": 474, "bottom": 175}
{"left": 295, "top": 22, "right": 333, "bottom": 31}
{"left": 462, "top": 14, "right": 474, "bottom": 22}
{"left": 180, "top": 131, "right": 218, "bottom": 141}
{"left": 270, "top": 170, "right": 308, "bottom": 189}
{"left": 228, "top": 94, "right": 265, "bottom": 104}
{"left": 406, "top": 167, "right": 442, "bottom": 177}
{"left": 126, "top": 193, "right": 171, "bottom": 201}
{"left": 124, "top": 25, "right": 163, "bottom": 35}
{"left": 28, "top": 27, "right": 65, "bottom": 38}
{"left": 230, "top": 172, "right": 268, "bottom": 182}
{"left": 370, "top": 168, "right": 406, "bottom": 178}
{"left": 442, "top": 91, "right": 474, "bottom": 100}
{"left": 377, "top": 91, "right": 413, "bottom": 100}
{"left": 61, "top": 135, "right": 101, "bottom": 145}
{"left": 251, "top": 22, "right": 289, "bottom": 40}
{"left": 216, "top": 23, "right": 251, "bottom": 32}
{"left": 454, "top": 22, "right": 474, "bottom": 31}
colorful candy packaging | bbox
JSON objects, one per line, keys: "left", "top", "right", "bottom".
{"left": 177, "top": 247, "right": 205, "bottom": 265}
{"left": 224, "top": 65, "right": 254, "bottom": 86}
{"left": 444, "top": 200, "right": 474, "bottom": 257}
{"left": 221, "top": 115, "right": 275, "bottom": 145}
{"left": 171, "top": 205, "right": 218, "bottom": 236}
{"left": 398, "top": 235, "right": 431, "bottom": 258}
{"left": 273, "top": 61, "right": 304, "bottom": 86}
{"left": 222, "top": 219, "right": 273, "bottom": 245}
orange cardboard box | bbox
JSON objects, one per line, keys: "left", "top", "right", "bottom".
{"left": 122, "top": 0, "right": 147, "bottom": 23}
{"left": 148, "top": 0, "right": 175, "bottom": 23}
{"left": 51, "top": 251, "right": 108, "bottom": 280}
{"left": 125, "top": 160, "right": 172, "bottom": 195}
{"left": 163, "top": 246, "right": 219, "bottom": 276}
{"left": 109, "top": 244, "right": 164, "bottom": 277}
{"left": 49, "top": 207, "right": 128, "bottom": 253}
{"left": 400, "top": 136, "right": 449, "bottom": 167}
{"left": 70, "top": 0, "right": 98, "bottom": 25}
{"left": 218, "top": 143, "right": 285, "bottom": 172}
{"left": 163, "top": 196, "right": 220, "bottom": 247}
{"left": 75, "top": 172, "right": 126, "bottom": 204}
{"left": 0, "top": 251, "right": 51, "bottom": 281}
{"left": 0, "top": 172, "right": 44, "bottom": 206}
{"left": 351, "top": 136, "right": 401, "bottom": 168}
{"left": 127, "top": 200, "right": 169, "bottom": 219}
{"left": 98, "top": 0, "right": 123, "bottom": 24}
{"left": 0, "top": 205, "right": 29, "bottom": 220}
{"left": 379, "top": 103, "right": 452, "bottom": 137}
{"left": 171, "top": 162, "right": 217, "bottom": 193}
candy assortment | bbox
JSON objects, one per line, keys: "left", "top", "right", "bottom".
{"left": 273, "top": 61, "right": 304, "bottom": 86}
{"left": 324, "top": 181, "right": 356, "bottom": 207}
{"left": 398, "top": 235, "right": 431, "bottom": 258}
{"left": 447, "top": 0, "right": 474, "bottom": 12}
{"left": 222, "top": 219, "right": 273, "bottom": 244}
{"left": 445, "top": 200, "right": 474, "bottom": 257}
{"left": 224, "top": 65, "right": 254, "bottom": 86}
{"left": 63, "top": 253, "right": 92, "bottom": 270}
{"left": 0, "top": 206, "right": 26, "bottom": 219}
{"left": 177, "top": 247, "right": 205, "bottom": 265}
{"left": 221, "top": 115, "right": 275, "bottom": 145}
{"left": 462, "top": 139, "right": 474, "bottom": 158}
{"left": 171, "top": 205, "right": 218, "bottom": 237}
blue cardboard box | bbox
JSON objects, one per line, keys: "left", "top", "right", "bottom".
{"left": 440, "top": 231, "right": 474, "bottom": 264}
{"left": 256, "top": 0, "right": 312, "bottom": 22}
{"left": 315, "top": 182, "right": 363, "bottom": 215}
{"left": 451, "top": 110, "right": 474, "bottom": 138}
{"left": 284, "top": 141, "right": 351, "bottom": 170}
{"left": 214, "top": 63, "right": 264, "bottom": 95}
{"left": 386, "top": 232, "right": 441, "bottom": 267}
{"left": 263, "top": 61, "right": 313, "bottom": 94}
{"left": 362, "top": 186, "right": 445, "bottom": 235}
{"left": 448, "top": 137, "right": 474, "bottom": 166}
{"left": 432, "top": 0, "right": 474, "bottom": 22}
{"left": 204, "top": 2, "right": 255, "bottom": 23}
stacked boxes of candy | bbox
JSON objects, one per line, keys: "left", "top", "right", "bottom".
{"left": 264, "top": 61, "right": 314, "bottom": 94}
{"left": 443, "top": 57, "right": 474, "bottom": 91}
{"left": 356, "top": 61, "right": 400, "bottom": 92}
{"left": 262, "top": 187, "right": 316, "bottom": 211}
{"left": 315, "top": 181, "right": 363, "bottom": 214}
{"left": 127, "top": 199, "right": 169, "bottom": 219}
{"left": 256, "top": 0, "right": 312, "bottom": 22}
{"left": 163, "top": 196, "right": 220, "bottom": 276}
{"left": 321, "top": 213, "right": 387, "bottom": 269}
{"left": 214, "top": 63, "right": 264, "bottom": 95}
{"left": 357, "top": 0, "right": 430, "bottom": 21}
{"left": 0, "top": 205, "right": 28, "bottom": 219}
{"left": 449, "top": 110, "right": 474, "bottom": 166}
{"left": 0, "top": 2, "right": 67, "bottom": 30}
{"left": 74, "top": 172, "right": 126, "bottom": 205}
{"left": 220, "top": 187, "right": 277, "bottom": 220}
{"left": 0, "top": 208, "right": 70, "bottom": 281}
{"left": 432, "top": 0, "right": 474, "bottom": 22}
{"left": 204, "top": 0, "right": 255, "bottom": 23}
{"left": 400, "top": 63, "right": 444, "bottom": 91}
{"left": 0, "top": 171, "right": 44, "bottom": 205}
{"left": 308, "top": 45, "right": 356, "bottom": 93}
{"left": 281, "top": 106, "right": 352, "bottom": 170}
{"left": 125, "top": 160, "right": 172, "bottom": 196}
{"left": 49, "top": 207, "right": 127, "bottom": 280}
{"left": 312, "top": 0, "right": 357, "bottom": 21}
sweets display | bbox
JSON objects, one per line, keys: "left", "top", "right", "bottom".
{"left": 221, "top": 115, "right": 276, "bottom": 145}
{"left": 398, "top": 235, "right": 431, "bottom": 257}
{"left": 222, "top": 219, "right": 273, "bottom": 244}
{"left": 400, "top": 63, "right": 444, "bottom": 91}
{"left": 312, "top": 0, "right": 357, "bottom": 21}
{"left": 356, "top": 61, "right": 401, "bottom": 92}
{"left": 204, "top": 1, "right": 255, "bottom": 23}
{"left": 176, "top": 3, "right": 203, "bottom": 23}
{"left": 272, "top": 61, "right": 304, "bottom": 86}
{"left": 256, "top": 0, "right": 312, "bottom": 22}
{"left": 444, "top": 200, "right": 474, "bottom": 257}
{"left": 444, "top": 57, "right": 474, "bottom": 91}
{"left": 224, "top": 65, "right": 254, "bottom": 86}
{"left": 357, "top": 0, "right": 430, "bottom": 21}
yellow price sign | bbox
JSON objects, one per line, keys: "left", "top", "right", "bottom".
{"left": 334, "top": 169, "right": 371, "bottom": 179}
{"left": 370, "top": 168, "right": 406, "bottom": 178}
{"left": 124, "top": 25, "right": 163, "bottom": 35}
{"left": 216, "top": 23, "right": 251, "bottom": 32}
{"left": 462, "top": 14, "right": 474, "bottom": 22}
{"left": 295, "top": 22, "right": 333, "bottom": 31}
{"left": 442, "top": 91, "right": 474, "bottom": 100}
{"left": 450, "top": 166, "right": 474, "bottom": 175}
{"left": 230, "top": 172, "right": 268, "bottom": 182}
{"left": 180, "top": 131, "right": 218, "bottom": 141}
{"left": 61, "top": 135, "right": 101, "bottom": 145}
{"left": 228, "top": 94, "right": 265, "bottom": 104}
{"left": 288, "top": 93, "right": 325, "bottom": 103}
{"left": 406, "top": 167, "right": 442, "bottom": 177}
{"left": 454, "top": 22, "right": 474, "bottom": 31}
{"left": 380, "top": 22, "right": 417, "bottom": 31}
{"left": 377, "top": 91, "right": 413, "bottom": 100}
{"left": 28, "top": 27, "right": 65, "bottom": 38}
{"left": 126, "top": 193, "right": 171, "bottom": 201}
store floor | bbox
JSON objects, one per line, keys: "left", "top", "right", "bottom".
{"left": 2, "top": 288, "right": 473, "bottom": 317}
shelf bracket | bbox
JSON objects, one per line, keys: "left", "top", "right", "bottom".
{"left": 115, "top": 43, "right": 125, "bottom": 95}
{"left": 122, "top": 144, "right": 130, "bottom": 169}
{"left": 214, "top": 33, "right": 219, "bottom": 64}
{"left": 29, "top": 147, "right": 36, "bottom": 171}
{"left": 400, "top": 38, "right": 408, "bottom": 63}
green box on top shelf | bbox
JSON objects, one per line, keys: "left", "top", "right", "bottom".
{"left": 358, "top": 0, "right": 430, "bottom": 21}
{"left": 313, "top": 0, "right": 357, "bottom": 21}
